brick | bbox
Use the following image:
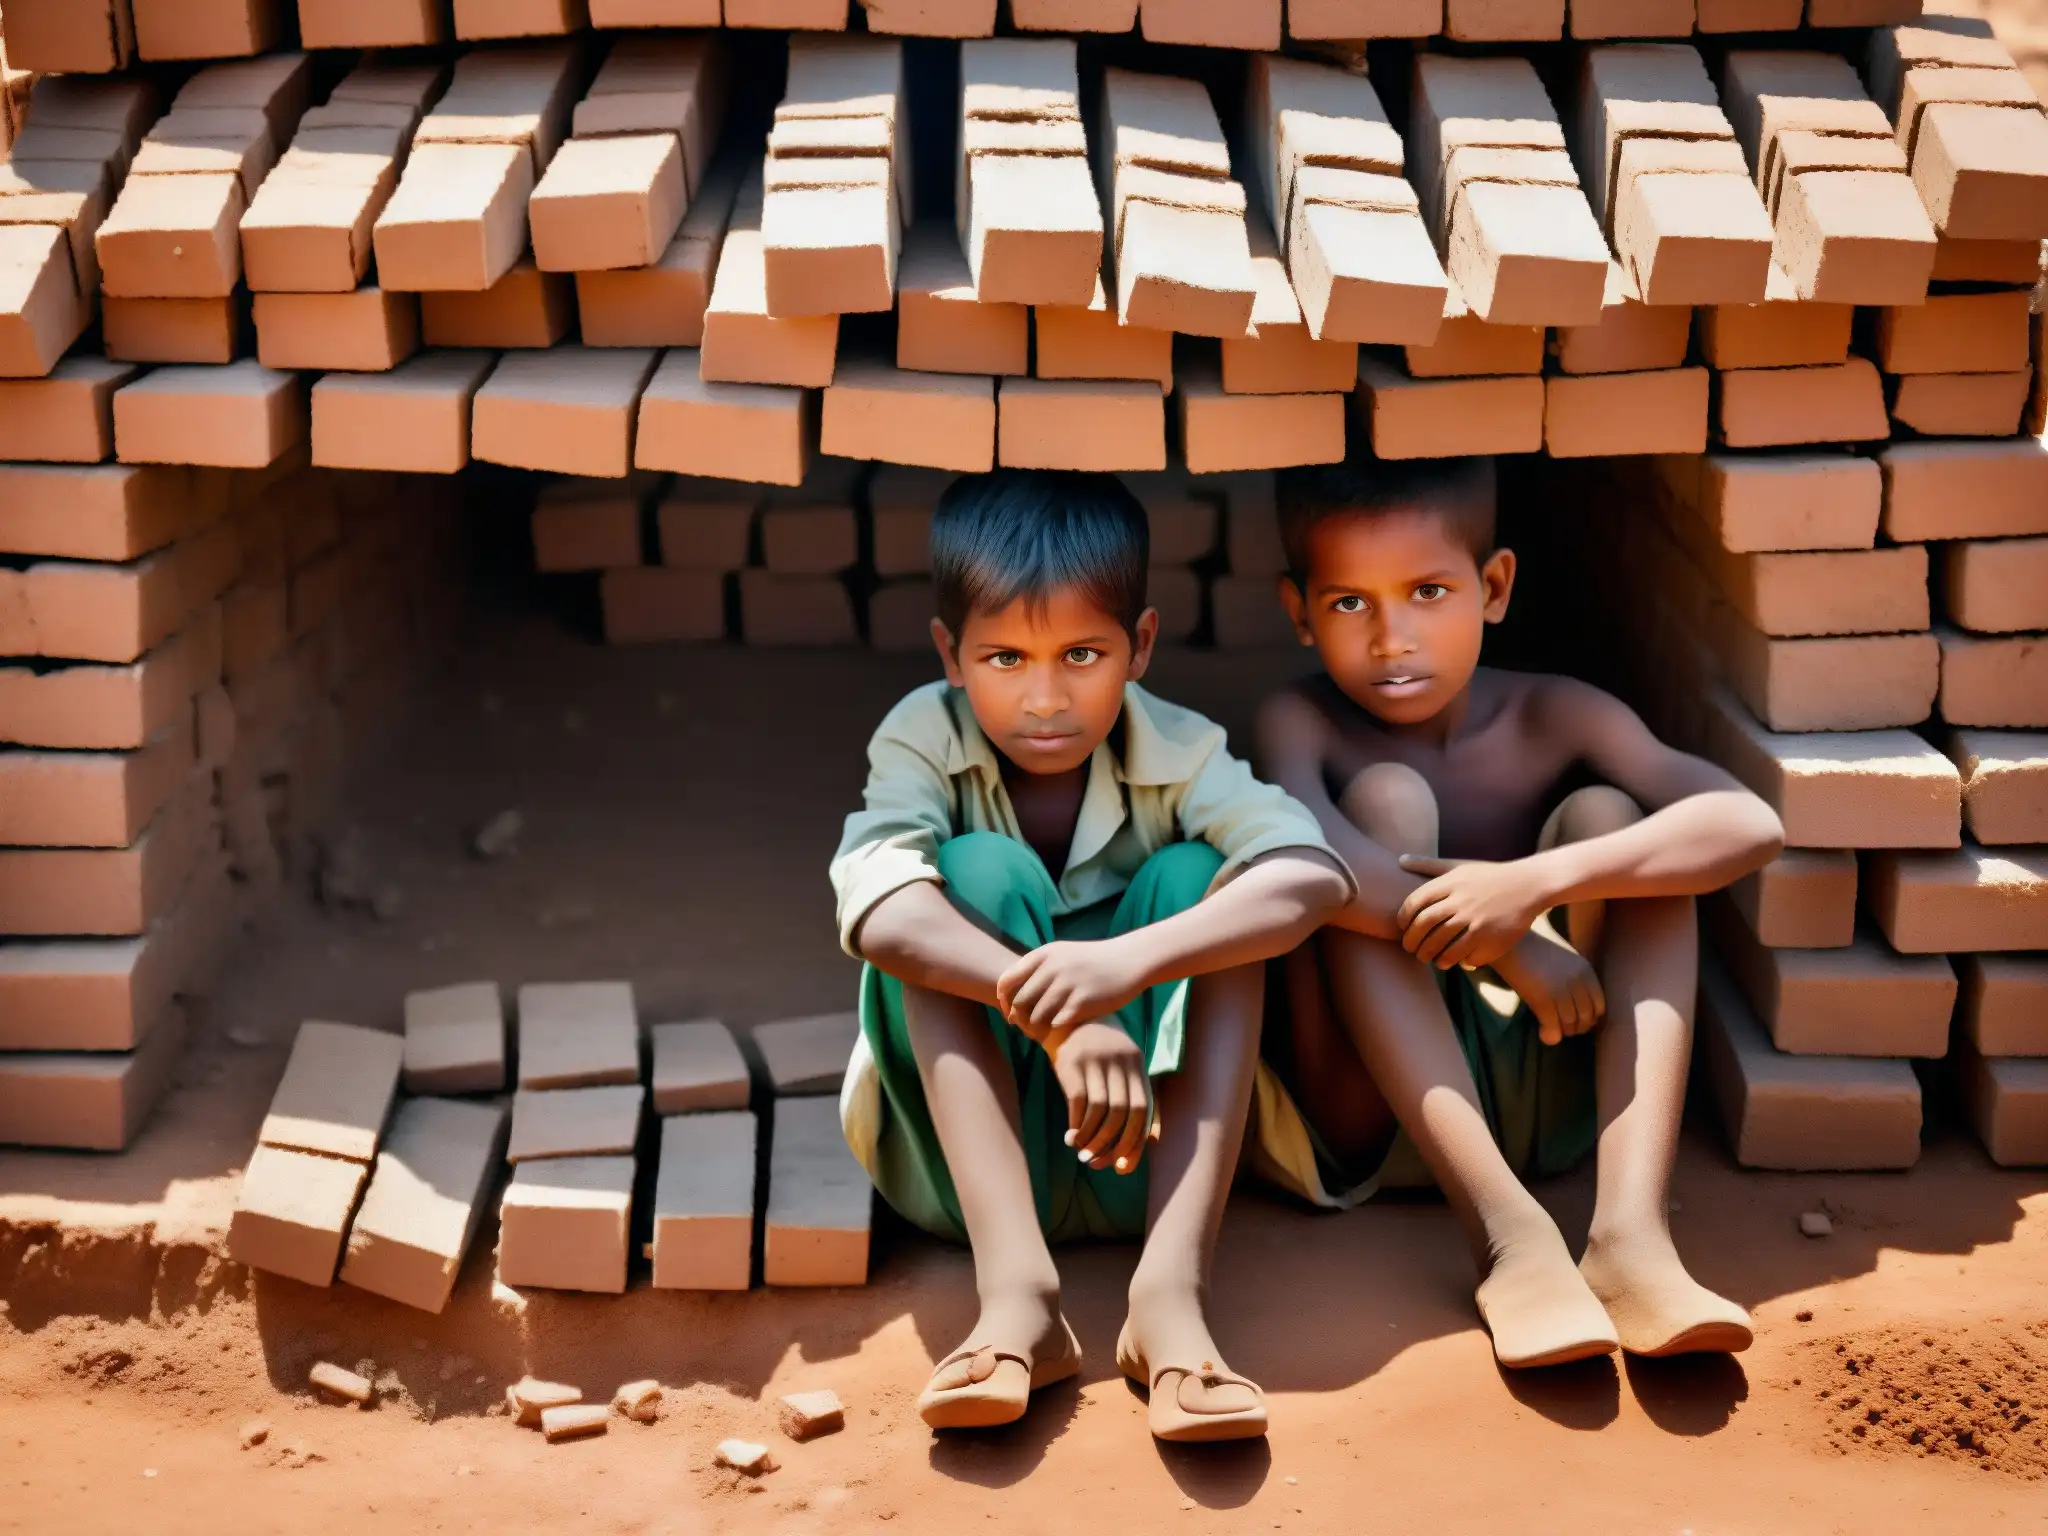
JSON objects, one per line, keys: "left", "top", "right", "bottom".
{"left": 755, "top": 1012, "right": 859, "bottom": 1096}
{"left": 1115, "top": 193, "right": 1257, "bottom": 341}
{"left": 1570, "top": 0, "right": 1692, "bottom": 35}
{"left": 1912, "top": 104, "right": 2048, "bottom": 244}
{"left": 104, "top": 295, "right": 244, "bottom": 366}
{"left": 765, "top": 1094, "right": 870, "bottom": 1286}
{"left": 1289, "top": 0, "right": 1439, "bottom": 33}
{"left": 1553, "top": 266, "right": 1689, "bottom": 377}
{"left": 497, "top": 1155, "right": 634, "bottom": 1294}
{"left": 1890, "top": 371, "right": 2029, "bottom": 438}
{"left": 240, "top": 161, "right": 398, "bottom": 297}
{"left": 1939, "top": 629, "right": 2048, "bottom": 729}
{"left": 1287, "top": 176, "right": 1447, "bottom": 348}
{"left": 1223, "top": 220, "right": 1359, "bottom": 396}
{"left": 254, "top": 288, "right": 419, "bottom": 373}
{"left": 131, "top": 0, "right": 282, "bottom": 58}
{"left": 1696, "top": 962, "right": 1921, "bottom": 1171}
{"left": 1957, "top": 954, "right": 2048, "bottom": 1057}
{"left": 419, "top": 262, "right": 572, "bottom": 350}
{"left": 820, "top": 361, "right": 996, "bottom": 474}
{"left": 1774, "top": 170, "right": 1936, "bottom": 307}
{"left": 114, "top": 362, "right": 305, "bottom": 471}
{"left": 1708, "top": 544, "right": 1927, "bottom": 639}
{"left": 635, "top": 350, "right": 813, "bottom": 487}
{"left": 1699, "top": 265, "right": 1851, "bottom": 370}
{"left": 226, "top": 1141, "right": 367, "bottom": 1284}
{"left": 1881, "top": 439, "right": 2048, "bottom": 542}
{"left": 1034, "top": 275, "right": 1174, "bottom": 391}
{"left": 703, "top": 198, "right": 841, "bottom": 387}
{"left": 0, "top": 0, "right": 138, "bottom": 72}
{"left": 997, "top": 378, "right": 1166, "bottom": 472}
{"left": 1695, "top": 0, "right": 1799, "bottom": 22}
{"left": 1177, "top": 365, "right": 1346, "bottom": 475}
{"left": 1009, "top": 0, "right": 1137, "bottom": 26}
{"left": 1867, "top": 843, "right": 2048, "bottom": 953}
{"left": 505, "top": 1378, "right": 581, "bottom": 1426}
{"left": 656, "top": 490, "right": 755, "bottom": 573}
{"left": 517, "top": 980, "right": 640, "bottom": 1089}
{"left": 1708, "top": 897, "right": 1954, "bottom": 1057}
{"left": 452, "top": 0, "right": 588, "bottom": 36}
{"left": 1141, "top": 0, "right": 1278, "bottom": 47}
{"left": 956, "top": 147, "right": 1100, "bottom": 311}
{"left": 650, "top": 1019, "right": 751, "bottom": 1114}
{"left": 220, "top": 580, "right": 286, "bottom": 681}
{"left": 1948, "top": 729, "right": 2048, "bottom": 846}
{"left": 95, "top": 172, "right": 245, "bottom": 299}
{"left": 1939, "top": 539, "right": 2048, "bottom": 636}
{"left": 529, "top": 135, "right": 685, "bottom": 275}
{"left": 472, "top": 348, "right": 659, "bottom": 479}
{"left": 780, "top": 1388, "right": 846, "bottom": 1440}
{"left": 1931, "top": 236, "right": 2041, "bottom": 284}
{"left": 1405, "top": 294, "right": 1543, "bottom": 378}
{"left": 0, "top": 919, "right": 186, "bottom": 1054}
{"left": 374, "top": 143, "right": 535, "bottom": 294}
{"left": 577, "top": 156, "right": 742, "bottom": 350}
{"left": 508, "top": 1085, "right": 645, "bottom": 1162}
{"left": 760, "top": 162, "right": 898, "bottom": 320}
{"left": 311, "top": 349, "right": 496, "bottom": 475}
{"left": 1616, "top": 165, "right": 1773, "bottom": 308}
{"left": 1701, "top": 687, "right": 1960, "bottom": 850}
{"left": 259, "top": 1020, "right": 402, "bottom": 1163}
{"left": 866, "top": 581, "right": 933, "bottom": 652}
{"left": 1546, "top": 367, "right": 1708, "bottom": 459}
{"left": 1878, "top": 288, "right": 2031, "bottom": 377}
{"left": 1728, "top": 847, "right": 1857, "bottom": 950}
{"left": 1657, "top": 451, "right": 1879, "bottom": 553}
{"left": 897, "top": 224, "right": 1027, "bottom": 378}
{"left": 601, "top": 568, "right": 728, "bottom": 644}
{"left": 650, "top": 1110, "right": 757, "bottom": 1290}
{"left": 0, "top": 728, "right": 194, "bottom": 850}
{"left": 402, "top": 981, "right": 507, "bottom": 1094}
{"left": 1712, "top": 621, "right": 1939, "bottom": 734}
{"left": 0, "top": 359, "right": 138, "bottom": 464}
{"left": 1445, "top": 0, "right": 1562, "bottom": 39}
{"left": 1715, "top": 359, "right": 1888, "bottom": 449}
{"left": 338, "top": 1096, "right": 507, "bottom": 1313}
{"left": 298, "top": 0, "right": 449, "bottom": 47}
{"left": 0, "top": 464, "right": 201, "bottom": 564}
{"left": 0, "top": 785, "right": 217, "bottom": 944}
{"left": 0, "top": 636, "right": 198, "bottom": 753}
{"left": 1356, "top": 357, "right": 1545, "bottom": 460}
{"left": 533, "top": 494, "right": 643, "bottom": 574}
{"left": 1446, "top": 176, "right": 1607, "bottom": 329}
{"left": 738, "top": 572, "right": 857, "bottom": 646}
{"left": 760, "top": 506, "right": 856, "bottom": 576}
{"left": 1956, "top": 1040, "right": 2048, "bottom": 1168}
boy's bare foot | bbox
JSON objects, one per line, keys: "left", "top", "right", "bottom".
{"left": 917, "top": 1291, "right": 1081, "bottom": 1431}
{"left": 1475, "top": 1229, "right": 1620, "bottom": 1369}
{"left": 1579, "top": 1228, "right": 1753, "bottom": 1357}
{"left": 1117, "top": 1283, "right": 1267, "bottom": 1443}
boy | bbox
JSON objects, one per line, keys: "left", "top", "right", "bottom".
{"left": 832, "top": 469, "right": 1351, "bottom": 1442}
{"left": 1252, "top": 454, "right": 1784, "bottom": 1371}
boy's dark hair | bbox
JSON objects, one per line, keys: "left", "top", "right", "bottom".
{"left": 931, "top": 469, "right": 1151, "bottom": 641}
{"left": 1276, "top": 453, "right": 1498, "bottom": 584}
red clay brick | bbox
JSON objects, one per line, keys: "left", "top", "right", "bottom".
{"left": 1881, "top": 438, "right": 2048, "bottom": 542}
{"left": 1698, "top": 268, "right": 1852, "bottom": 370}
{"left": 1177, "top": 366, "right": 1346, "bottom": 475}
{"left": 1656, "top": 451, "right": 1879, "bottom": 553}
{"left": 1405, "top": 295, "right": 1544, "bottom": 378}
{"left": 1727, "top": 847, "right": 1857, "bottom": 950}
{"left": 1889, "top": 370, "right": 2030, "bottom": 438}
{"left": 1715, "top": 358, "right": 1888, "bottom": 448}
{"left": 650, "top": 1109, "right": 756, "bottom": 1291}
{"left": 1866, "top": 842, "right": 2048, "bottom": 953}
{"left": 497, "top": 1155, "right": 634, "bottom": 1295}
{"left": 601, "top": 568, "right": 728, "bottom": 645}
{"left": 1956, "top": 1038, "right": 2048, "bottom": 1167}
{"left": 254, "top": 288, "right": 420, "bottom": 373}
{"left": 739, "top": 571, "right": 858, "bottom": 647}
{"left": 897, "top": 224, "right": 1028, "bottom": 378}
{"left": 532, "top": 494, "right": 644, "bottom": 574}
{"left": 764, "top": 1095, "right": 870, "bottom": 1286}
{"left": 402, "top": 981, "right": 506, "bottom": 1095}
{"left": 1288, "top": 0, "right": 1441, "bottom": 35}
{"left": 472, "top": 347, "right": 660, "bottom": 479}
{"left": 1939, "top": 628, "right": 2048, "bottom": 729}
{"left": 114, "top": 361, "right": 306, "bottom": 471}
{"left": 259, "top": 1019, "right": 404, "bottom": 1163}
{"left": 103, "top": 295, "right": 245, "bottom": 366}
{"left": 1034, "top": 274, "right": 1174, "bottom": 392}
{"left": 0, "top": 359, "right": 139, "bottom": 465}
{"left": 1141, "top": 0, "right": 1279, "bottom": 47}
{"left": 339, "top": 1096, "right": 509, "bottom": 1314}
{"left": 1913, "top": 102, "right": 2048, "bottom": 243}
{"left": 1939, "top": 538, "right": 2048, "bottom": 635}
{"left": 1545, "top": 367, "right": 1708, "bottom": 458}
{"left": 1876, "top": 288, "right": 2031, "bottom": 375}
{"left": 1710, "top": 619, "right": 1939, "bottom": 733}
{"left": 997, "top": 378, "right": 1166, "bottom": 472}
{"left": 1552, "top": 267, "right": 1690, "bottom": 376}
{"left": 635, "top": 350, "right": 814, "bottom": 488}
{"left": 0, "top": 1008, "right": 190, "bottom": 1152}
{"left": 820, "top": 361, "right": 996, "bottom": 474}
{"left": 1947, "top": 729, "right": 2048, "bottom": 846}
{"left": 311, "top": 349, "right": 497, "bottom": 475}
{"left": 1956, "top": 953, "right": 2048, "bottom": 1056}
{"left": 1357, "top": 356, "right": 1545, "bottom": 460}
{"left": 760, "top": 505, "right": 858, "bottom": 576}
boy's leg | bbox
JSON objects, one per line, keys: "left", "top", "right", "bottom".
{"left": 896, "top": 835, "right": 1077, "bottom": 1408}
{"left": 1323, "top": 765, "right": 1618, "bottom": 1368}
{"left": 1540, "top": 791, "right": 1754, "bottom": 1356}
{"left": 1111, "top": 845, "right": 1268, "bottom": 1429}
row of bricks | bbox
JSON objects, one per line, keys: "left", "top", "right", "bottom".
{"left": 1698, "top": 959, "right": 2048, "bottom": 1171}
{"left": 0, "top": 1, "right": 1944, "bottom": 75}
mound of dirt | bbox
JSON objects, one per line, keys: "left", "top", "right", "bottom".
{"left": 1792, "top": 1321, "right": 2048, "bottom": 1479}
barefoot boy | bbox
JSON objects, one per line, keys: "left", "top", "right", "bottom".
{"left": 1252, "top": 454, "right": 1783, "bottom": 1369}
{"left": 832, "top": 469, "right": 1350, "bottom": 1441}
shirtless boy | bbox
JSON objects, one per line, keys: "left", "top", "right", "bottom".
{"left": 832, "top": 469, "right": 1351, "bottom": 1441}
{"left": 1253, "top": 453, "right": 1784, "bottom": 1369}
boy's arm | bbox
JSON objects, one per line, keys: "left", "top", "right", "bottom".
{"left": 852, "top": 881, "right": 1017, "bottom": 1010}
{"left": 1399, "top": 680, "right": 1785, "bottom": 969}
{"left": 997, "top": 849, "right": 1348, "bottom": 1037}
{"left": 1251, "top": 689, "right": 1429, "bottom": 941}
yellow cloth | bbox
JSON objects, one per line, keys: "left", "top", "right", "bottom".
{"left": 829, "top": 680, "right": 1354, "bottom": 956}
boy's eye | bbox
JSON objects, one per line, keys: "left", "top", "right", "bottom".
{"left": 1064, "top": 647, "right": 1102, "bottom": 666}
{"left": 1331, "top": 595, "right": 1366, "bottom": 614}
{"left": 988, "top": 652, "right": 1023, "bottom": 670}
{"left": 1415, "top": 584, "right": 1448, "bottom": 601}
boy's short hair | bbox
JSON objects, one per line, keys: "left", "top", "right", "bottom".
{"left": 931, "top": 469, "right": 1150, "bottom": 641}
{"left": 1276, "top": 453, "right": 1498, "bottom": 584}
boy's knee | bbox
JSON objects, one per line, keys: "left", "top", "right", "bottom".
{"left": 1338, "top": 763, "right": 1439, "bottom": 857}
{"left": 1543, "top": 786, "right": 1644, "bottom": 850}
{"left": 936, "top": 832, "right": 1048, "bottom": 916}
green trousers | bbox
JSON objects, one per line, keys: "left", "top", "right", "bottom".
{"left": 858, "top": 831, "right": 1225, "bottom": 1244}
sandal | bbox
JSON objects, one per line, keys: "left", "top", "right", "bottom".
{"left": 917, "top": 1319, "right": 1081, "bottom": 1431}
{"left": 1116, "top": 1325, "right": 1269, "bottom": 1444}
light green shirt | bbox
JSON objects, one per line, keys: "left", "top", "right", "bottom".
{"left": 830, "top": 679, "right": 1351, "bottom": 955}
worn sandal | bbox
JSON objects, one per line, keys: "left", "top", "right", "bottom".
{"left": 1115, "top": 1326, "right": 1269, "bottom": 1444}
{"left": 917, "top": 1320, "right": 1082, "bottom": 1431}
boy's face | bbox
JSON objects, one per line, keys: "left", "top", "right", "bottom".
{"left": 933, "top": 586, "right": 1157, "bottom": 776}
{"left": 1279, "top": 507, "right": 1515, "bottom": 728}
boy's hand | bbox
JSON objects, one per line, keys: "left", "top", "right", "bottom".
{"left": 1492, "top": 927, "right": 1607, "bottom": 1047}
{"left": 997, "top": 936, "right": 1154, "bottom": 1040}
{"left": 1046, "top": 1021, "right": 1151, "bottom": 1174}
{"left": 1395, "top": 856, "right": 1553, "bottom": 970}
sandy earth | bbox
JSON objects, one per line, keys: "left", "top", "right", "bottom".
{"left": 1, "top": 617, "right": 2045, "bottom": 1533}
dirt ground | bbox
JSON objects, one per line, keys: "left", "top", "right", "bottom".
{"left": 2, "top": 614, "right": 2046, "bottom": 1535}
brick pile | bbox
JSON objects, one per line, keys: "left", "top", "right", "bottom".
{"left": 224, "top": 994, "right": 868, "bottom": 1302}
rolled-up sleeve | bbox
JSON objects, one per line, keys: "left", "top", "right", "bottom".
{"left": 830, "top": 693, "right": 958, "bottom": 955}
{"left": 1173, "top": 742, "right": 1358, "bottom": 899}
